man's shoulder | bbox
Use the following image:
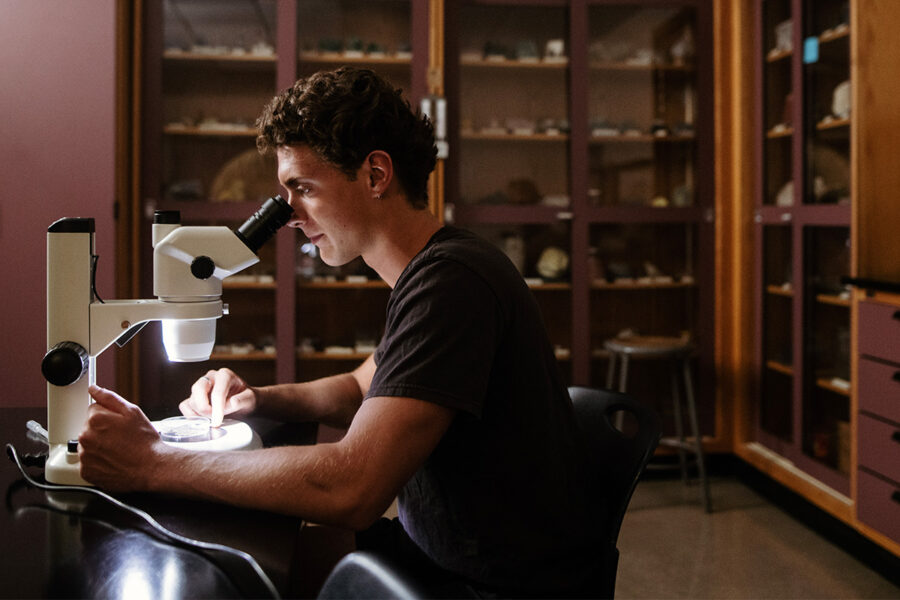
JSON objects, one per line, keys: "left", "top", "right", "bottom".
{"left": 415, "top": 226, "right": 515, "bottom": 280}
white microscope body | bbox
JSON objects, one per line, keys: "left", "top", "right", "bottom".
{"left": 41, "top": 197, "right": 292, "bottom": 485}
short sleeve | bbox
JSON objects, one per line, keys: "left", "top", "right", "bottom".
{"left": 367, "top": 257, "right": 502, "bottom": 417}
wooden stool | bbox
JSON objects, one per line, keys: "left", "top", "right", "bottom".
{"left": 604, "top": 334, "right": 712, "bottom": 512}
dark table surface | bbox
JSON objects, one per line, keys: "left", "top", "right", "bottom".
{"left": 1, "top": 406, "right": 321, "bottom": 599}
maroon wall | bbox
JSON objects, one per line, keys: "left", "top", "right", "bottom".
{"left": 0, "top": 1, "right": 118, "bottom": 407}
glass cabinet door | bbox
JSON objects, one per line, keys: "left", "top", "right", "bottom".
{"left": 587, "top": 4, "right": 698, "bottom": 209}
{"left": 754, "top": 0, "right": 852, "bottom": 492}
{"left": 453, "top": 2, "right": 571, "bottom": 212}
{"left": 802, "top": 226, "right": 851, "bottom": 474}
{"left": 761, "top": 0, "right": 794, "bottom": 207}
{"left": 296, "top": 1, "right": 414, "bottom": 96}
{"left": 293, "top": 1, "right": 418, "bottom": 381}
{"left": 799, "top": 0, "right": 851, "bottom": 481}
{"left": 802, "top": 0, "right": 850, "bottom": 206}
{"left": 585, "top": 3, "right": 713, "bottom": 428}
{"left": 760, "top": 225, "right": 793, "bottom": 443}
{"left": 449, "top": 2, "right": 573, "bottom": 382}
{"left": 140, "top": 0, "right": 281, "bottom": 413}
{"left": 160, "top": 0, "right": 278, "bottom": 205}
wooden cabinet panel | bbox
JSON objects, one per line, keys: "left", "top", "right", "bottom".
{"left": 857, "top": 469, "right": 900, "bottom": 546}
{"left": 858, "top": 357, "right": 900, "bottom": 423}
{"left": 858, "top": 301, "right": 900, "bottom": 363}
{"left": 858, "top": 413, "right": 900, "bottom": 484}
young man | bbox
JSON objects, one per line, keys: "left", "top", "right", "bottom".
{"left": 80, "top": 68, "right": 600, "bottom": 596}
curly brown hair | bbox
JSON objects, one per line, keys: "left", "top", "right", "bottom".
{"left": 256, "top": 67, "right": 437, "bottom": 209}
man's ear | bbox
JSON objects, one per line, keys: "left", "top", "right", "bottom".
{"left": 365, "top": 150, "right": 393, "bottom": 197}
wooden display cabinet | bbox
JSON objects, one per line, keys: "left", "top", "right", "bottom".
{"left": 444, "top": 0, "right": 717, "bottom": 435}
{"left": 137, "top": 0, "right": 432, "bottom": 407}
{"left": 751, "top": 0, "right": 852, "bottom": 509}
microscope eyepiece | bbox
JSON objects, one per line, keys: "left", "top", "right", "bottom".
{"left": 154, "top": 210, "right": 181, "bottom": 225}
{"left": 235, "top": 195, "right": 293, "bottom": 253}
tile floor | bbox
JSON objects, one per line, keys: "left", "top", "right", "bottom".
{"left": 615, "top": 476, "right": 900, "bottom": 599}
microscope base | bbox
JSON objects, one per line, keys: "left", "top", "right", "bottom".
{"left": 46, "top": 444, "right": 90, "bottom": 486}
{"left": 44, "top": 421, "right": 260, "bottom": 487}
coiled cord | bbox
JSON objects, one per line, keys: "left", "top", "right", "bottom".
{"left": 6, "top": 442, "right": 280, "bottom": 599}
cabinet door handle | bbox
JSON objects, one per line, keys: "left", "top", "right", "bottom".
{"left": 893, "top": 310, "right": 900, "bottom": 321}
{"left": 893, "top": 371, "right": 900, "bottom": 383}
{"left": 893, "top": 431, "right": 900, "bottom": 443}
{"left": 892, "top": 490, "right": 900, "bottom": 505}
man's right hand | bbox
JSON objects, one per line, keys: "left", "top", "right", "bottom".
{"left": 180, "top": 368, "right": 258, "bottom": 427}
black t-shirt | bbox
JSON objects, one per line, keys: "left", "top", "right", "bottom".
{"left": 367, "top": 226, "right": 600, "bottom": 594}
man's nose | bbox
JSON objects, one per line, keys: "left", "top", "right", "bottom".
{"left": 285, "top": 196, "right": 306, "bottom": 228}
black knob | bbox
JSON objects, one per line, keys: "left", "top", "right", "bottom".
{"left": 191, "top": 255, "right": 216, "bottom": 280}
{"left": 41, "top": 342, "right": 89, "bottom": 386}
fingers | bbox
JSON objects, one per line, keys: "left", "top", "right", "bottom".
{"left": 182, "top": 369, "right": 244, "bottom": 427}
{"left": 208, "top": 372, "right": 227, "bottom": 428}
{"left": 88, "top": 384, "right": 134, "bottom": 414}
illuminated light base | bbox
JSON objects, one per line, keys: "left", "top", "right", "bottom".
{"left": 152, "top": 416, "right": 262, "bottom": 452}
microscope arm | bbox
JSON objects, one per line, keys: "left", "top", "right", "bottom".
{"left": 89, "top": 299, "right": 223, "bottom": 359}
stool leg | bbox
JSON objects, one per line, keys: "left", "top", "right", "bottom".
{"left": 614, "top": 354, "right": 629, "bottom": 430}
{"left": 682, "top": 358, "right": 712, "bottom": 512}
{"left": 617, "top": 355, "right": 629, "bottom": 394}
{"left": 606, "top": 352, "right": 616, "bottom": 391}
{"left": 670, "top": 361, "right": 689, "bottom": 486}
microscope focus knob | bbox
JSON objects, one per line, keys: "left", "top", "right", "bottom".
{"left": 191, "top": 255, "right": 216, "bottom": 280}
{"left": 41, "top": 342, "right": 89, "bottom": 386}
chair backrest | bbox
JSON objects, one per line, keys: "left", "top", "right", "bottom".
{"left": 568, "top": 386, "right": 661, "bottom": 544}
{"left": 317, "top": 551, "right": 429, "bottom": 600}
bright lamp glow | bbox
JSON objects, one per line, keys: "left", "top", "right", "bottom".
{"left": 161, "top": 318, "right": 216, "bottom": 362}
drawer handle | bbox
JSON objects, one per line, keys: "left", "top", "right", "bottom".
{"left": 893, "top": 491, "right": 900, "bottom": 505}
{"left": 893, "top": 372, "right": 900, "bottom": 383}
{"left": 894, "top": 310, "right": 900, "bottom": 321}
{"left": 893, "top": 431, "right": 900, "bottom": 443}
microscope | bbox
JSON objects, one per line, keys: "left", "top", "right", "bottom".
{"left": 40, "top": 196, "right": 293, "bottom": 485}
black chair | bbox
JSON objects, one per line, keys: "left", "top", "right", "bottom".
{"left": 568, "top": 385, "right": 662, "bottom": 599}
{"left": 316, "top": 551, "right": 458, "bottom": 600}
{"left": 317, "top": 388, "right": 660, "bottom": 600}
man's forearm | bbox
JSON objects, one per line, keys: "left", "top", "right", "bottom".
{"left": 253, "top": 372, "right": 364, "bottom": 428}
{"left": 147, "top": 439, "right": 380, "bottom": 528}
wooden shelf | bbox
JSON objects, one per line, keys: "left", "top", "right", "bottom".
{"left": 816, "top": 377, "right": 851, "bottom": 397}
{"left": 210, "top": 351, "right": 276, "bottom": 361}
{"left": 592, "top": 280, "right": 695, "bottom": 290}
{"left": 766, "top": 126, "right": 793, "bottom": 139}
{"left": 527, "top": 281, "right": 571, "bottom": 291}
{"left": 817, "top": 117, "right": 850, "bottom": 131}
{"left": 297, "top": 351, "right": 373, "bottom": 361}
{"left": 223, "top": 280, "right": 277, "bottom": 290}
{"left": 460, "top": 56, "right": 568, "bottom": 69}
{"left": 298, "top": 280, "right": 389, "bottom": 290}
{"left": 590, "top": 133, "right": 695, "bottom": 143}
{"left": 461, "top": 132, "right": 568, "bottom": 142}
{"left": 819, "top": 26, "right": 850, "bottom": 45}
{"left": 766, "top": 360, "right": 794, "bottom": 376}
{"left": 589, "top": 61, "right": 694, "bottom": 72}
{"left": 816, "top": 293, "right": 851, "bottom": 307}
{"left": 163, "top": 50, "right": 277, "bottom": 64}
{"left": 299, "top": 52, "right": 411, "bottom": 66}
{"left": 766, "top": 284, "right": 794, "bottom": 297}
{"left": 163, "top": 125, "right": 257, "bottom": 137}
{"left": 766, "top": 48, "right": 792, "bottom": 63}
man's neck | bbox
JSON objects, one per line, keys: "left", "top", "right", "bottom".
{"left": 362, "top": 206, "right": 441, "bottom": 288}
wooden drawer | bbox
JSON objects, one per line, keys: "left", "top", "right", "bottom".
{"left": 858, "top": 301, "right": 900, "bottom": 363}
{"left": 857, "top": 469, "right": 900, "bottom": 546}
{"left": 858, "top": 413, "right": 900, "bottom": 483}
{"left": 858, "top": 357, "right": 900, "bottom": 423}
